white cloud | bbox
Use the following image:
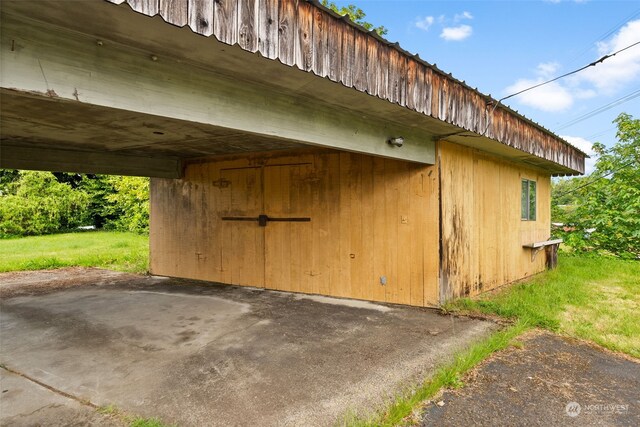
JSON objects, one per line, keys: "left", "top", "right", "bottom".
{"left": 440, "top": 25, "right": 473, "bottom": 41}
{"left": 415, "top": 16, "right": 435, "bottom": 31}
{"left": 416, "top": 12, "right": 474, "bottom": 39}
{"left": 561, "top": 135, "right": 597, "bottom": 174}
{"left": 505, "top": 78, "right": 573, "bottom": 112}
{"left": 536, "top": 62, "right": 560, "bottom": 78}
{"left": 454, "top": 11, "right": 473, "bottom": 22}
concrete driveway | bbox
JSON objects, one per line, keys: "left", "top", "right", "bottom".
{"left": 0, "top": 269, "right": 496, "bottom": 426}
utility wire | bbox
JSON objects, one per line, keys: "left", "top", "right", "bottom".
{"left": 585, "top": 126, "right": 616, "bottom": 141}
{"left": 555, "top": 159, "right": 636, "bottom": 198}
{"left": 500, "top": 40, "right": 640, "bottom": 103}
{"left": 482, "top": 39, "right": 640, "bottom": 136}
{"left": 556, "top": 89, "right": 640, "bottom": 131}
{"left": 565, "top": 8, "right": 640, "bottom": 66}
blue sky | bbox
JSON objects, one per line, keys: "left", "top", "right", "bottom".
{"left": 332, "top": 0, "right": 640, "bottom": 174}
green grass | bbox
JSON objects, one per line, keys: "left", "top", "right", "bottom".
{"left": 344, "top": 321, "right": 528, "bottom": 427}
{"left": 447, "top": 255, "right": 640, "bottom": 358}
{"left": 98, "top": 405, "right": 173, "bottom": 427}
{"left": 0, "top": 231, "right": 149, "bottom": 274}
{"left": 345, "top": 255, "right": 639, "bottom": 426}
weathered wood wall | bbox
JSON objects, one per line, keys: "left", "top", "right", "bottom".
{"left": 438, "top": 141, "right": 551, "bottom": 302}
{"left": 150, "top": 149, "right": 440, "bottom": 306}
{"left": 107, "top": 0, "right": 585, "bottom": 173}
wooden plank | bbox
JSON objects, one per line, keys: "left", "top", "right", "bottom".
{"left": 408, "top": 166, "right": 425, "bottom": 306}
{"left": 340, "top": 24, "right": 355, "bottom": 87}
{"left": 338, "top": 152, "right": 352, "bottom": 298}
{"left": 387, "top": 47, "right": 401, "bottom": 104}
{"left": 258, "top": 0, "right": 279, "bottom": 59}
{"left": 352, "top": 31, "right": 367, "bottom": 92}
{"left": 359, "top": 155, "right": 376, "bottom": 302}
{"left": 383, "top": 159, "right": 400, "bottom": 303}
{"left": 159, "top": 0, "right": 188, "bottom": 27}
{"left": 396, "top": 161, "right": 412, "bottom": 305}
{"left": 238, "top": 0, "right": 259, "bottom": 52}
{"left": 220, "top": 165, "right": 265, "bottom": 287}
{"left": 326, "top": 15, "right": 342, "bottom": 82}
{"left": 325, "top": 153, "right": 342, "bottom": 297}
{"left": 347, "top": 154, "right": 363, "bottom": 300}
{"left": 376, "top": 43, "right": 390, "bottom": 101}
{"left": 277, "top": 0, "right": 296, "bottom": 66}
{"left": 188, "top": 0, "right": 214, "bottom": 36}
{"left": 523, "top": 239, "right": 563, "bottom": 248}
{"left": 128, "top": 0, "right": 159, "bottom": 15}
{"left": 264, "top": 165, "right": 291, "bottom": 291}
{"left": 295, "top": 1, "right": 314, "bottom": 71}
{"left": 213, "top": 0, "right": 238, "bottom": 45}
{"left": 365, "top": 37, "right": 380, "bottom": 97}
{"left": 406, "top": 58, "right": 418, "bottom": 111}
{"left": 430, "top": 69, "right": 440, "bottom": 118}
{"left": 371, "top": 156, "right": 388, "bottom": 303}
{"left": 397, "top": 54, "right": 408, "bottom": 107}
{"left": 311, "top": 7, "right": 329, "bottom": 77}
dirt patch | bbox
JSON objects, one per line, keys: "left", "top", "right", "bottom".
{"left": 0, "top": 268, "right": 141, "bottom": 299}
{"left": 421, "top": 330, "right": 640, "bottom": 426}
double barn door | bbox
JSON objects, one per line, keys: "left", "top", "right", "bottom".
{"left": 218, "top": 161, "right": 316, "bottom": 292}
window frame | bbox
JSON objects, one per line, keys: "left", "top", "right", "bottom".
{"left": 521, "top": 179, "right": 537, "bottom": 221}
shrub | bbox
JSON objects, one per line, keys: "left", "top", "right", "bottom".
{"left": 0, "top": 171, "right": 90, "bottom": 236}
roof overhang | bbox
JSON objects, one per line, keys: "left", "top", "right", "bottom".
{"left": 0, "top": 0, "right": 585, "bottom": 177}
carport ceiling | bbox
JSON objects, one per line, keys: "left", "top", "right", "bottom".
{"left": 1, "top": 91, "right": 306, "bottom": 159}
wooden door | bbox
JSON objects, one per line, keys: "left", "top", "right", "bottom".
{"left": 218, "top": 166, "right": 265, "bottom": 287}
{"left": 263, "top": 163, "right": 315, "bottom": 293}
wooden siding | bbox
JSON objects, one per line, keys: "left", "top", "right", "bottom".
{"left": 150, "top": 150, "right": 440, "bottom": 307}
{"left": 107, "top": 0, "right": 585, "bottom": 174}
{"left": 438, "top": 141, "right": 551, "bottom": 302}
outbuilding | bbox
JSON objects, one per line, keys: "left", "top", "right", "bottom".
{"left": 0, "top": 0, "right": 586, "bottom": 306}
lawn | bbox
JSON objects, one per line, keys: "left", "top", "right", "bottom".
{"left": 0, "top": 231, "right": 149, "bottom": 274}
{"left": 347, "top": 254, "right": 639, "bottom": 426}
{"left": 448, "top": 255, "right": 640, "bottom": 358}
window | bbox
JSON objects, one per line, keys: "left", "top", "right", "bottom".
{"left": 521, "top": 179, "right": 536, "bottom": 221}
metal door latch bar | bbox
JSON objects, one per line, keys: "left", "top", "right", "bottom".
{"left": 221, "top": 214, "right": 311, "bottom": 227}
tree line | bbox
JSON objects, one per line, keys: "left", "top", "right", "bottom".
{"left": 551, "top": 113, "right": 639, "bottom": 259}
{"left": 0, "top": 172, "right": 148, "bottom": 237}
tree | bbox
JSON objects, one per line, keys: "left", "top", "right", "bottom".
{"left": 102, "top": 176, "right": 150, "bottom": 233}
{"left": 0, "top": 171, "right": 150, "bottom": 237}
{"left": 321, "top": 1, "right": 387, "bottom": 35}
{"left": 558, "top": 113, "right": 640, "bottom": 259}
{"left": 0, "top": 171, "right": 90, "bottom": 236}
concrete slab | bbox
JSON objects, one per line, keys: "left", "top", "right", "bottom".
{"left": 421, "top": 330, "right": 640, "bottom": 426}
{"left": 0, "top": 269, "right": 497, "bottom": 426}
{"left": 0, "top": 368, "right": 120, "bottom": 426}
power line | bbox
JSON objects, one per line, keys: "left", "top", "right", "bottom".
{"left": 565, "top": 8, "right": 640, "bottom": 66}
{"left": 499, "top": 40, "right": 640, "bottom": 104}
{"left": 554, "top": 159, "right": 636, "bottom": 198}
{"left": 482, "top": 40, "right": 640, "bottom": 136}
{"left": 584, "top": 126, "right": 617, "bottom": 141}
{"left": 555, "top": 89, "right": 640, "bottom": 131}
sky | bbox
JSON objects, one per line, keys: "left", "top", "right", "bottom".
{"left": 331, "top": 0, "right": 640, "bottom": 174}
